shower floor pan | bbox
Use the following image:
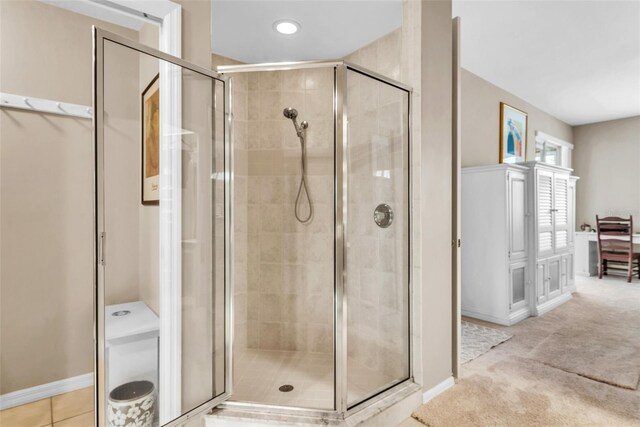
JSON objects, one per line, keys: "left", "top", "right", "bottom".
{"left": 230, "top": 349, "right": 398, "bottom": 410}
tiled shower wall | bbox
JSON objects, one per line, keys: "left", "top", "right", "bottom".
{"left": 229, "top": 67, "right": 249, "bottom": 353}
{"left": 245, "top": 69, "right": 334, "bottom": 353}
{"left": 227, "top": 66, "right": 335, "bottom": 354}
{"left": 345, "top": 69, "right": 410, "bottom": 400}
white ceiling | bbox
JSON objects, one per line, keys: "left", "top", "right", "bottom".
{"left": 211, "top": 0, "right": 403, "bottom": 64}
{"left": 453, "top": 0, "right": 640, "bottom": 126}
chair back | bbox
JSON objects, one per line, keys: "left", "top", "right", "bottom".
{"left": 596, "top": 215, "right": 633, "bottom": 255}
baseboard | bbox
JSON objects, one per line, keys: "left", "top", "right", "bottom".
{"left": 461, "top": 309, "right": 510, "bottom": 326}
{"left": 508, "top": 307, "right": 531, "bottom": 325}
{"left": 535, "top": 292, "right": 572, "bottom": 317}
{"left": 422, "top": 376, "right": 454, "bottom": 404}
{"left": 0, "top": 373, "right": 93, "bottom": 410}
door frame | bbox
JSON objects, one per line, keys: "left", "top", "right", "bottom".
{"left": 451, "top": 16, "right": 462, "bottom": 379}
{"left": 93, "top": 27, "right": 233, "bottom": 427}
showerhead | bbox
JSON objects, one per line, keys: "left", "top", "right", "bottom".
{"left": 283, "top": 107, "right": 298, "bottom": 120}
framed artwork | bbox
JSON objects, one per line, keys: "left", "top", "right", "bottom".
{"left": 499, "top": 102, "right": 528, "bottom": 164}
{"left": 142, "top": 74, "right": 160, "bottom": 204}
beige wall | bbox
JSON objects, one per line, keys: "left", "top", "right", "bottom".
{"left": 573, "top": 116, "right": 640, "bottom": 232}
{"left": 461, "top": 69, "right": 573, "bottom": 167}
{"left": 0, "top": 0, "right": 212, "bottom": 396}
{"left": 138, "top": 24, "right": 160, "bottom": 314}
{"left": 421, "top": 0, "right": 453, "bottom": 390}
{"left": 0, "top": 0, "right": 138, "bottom": 394}
{"left": 102, "top": 37, "right": 143, "bottom": 307}
{"left": 176, "top": 0, "right": 212, "bottom": 69}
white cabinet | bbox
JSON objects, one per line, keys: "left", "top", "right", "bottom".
{"left": 461, "top": 164, "right": 532, "bottom": 326}
{"left": 526, "top": 161, "right": 578, "bottom": 316}
{"left": 462, "top": 162, "right": 578, "bottom": 326}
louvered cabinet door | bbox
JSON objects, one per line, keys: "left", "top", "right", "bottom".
{"left": 568, "top": 179, "right": 576, "bottom": 248}
{"left": 554, "top": 174, "right": 570, "bottom": 252}
{"left": 536, "top": 169, "right": 554, "bottom": 257}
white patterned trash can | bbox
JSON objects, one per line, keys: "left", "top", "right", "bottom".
{"left": 107, "top": 380, "right": 156, "bottom": 427}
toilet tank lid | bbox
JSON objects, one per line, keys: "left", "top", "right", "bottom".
{"left": 105, "top": 301, "right": 159, "bottom": 342}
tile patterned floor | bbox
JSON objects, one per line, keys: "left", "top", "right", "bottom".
{"left": 0, "top": 387, "right": 93, "bottom": 427}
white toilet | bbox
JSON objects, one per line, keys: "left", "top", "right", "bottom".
{"left": 105, "top": 301, "right": 159, "bottom": 396}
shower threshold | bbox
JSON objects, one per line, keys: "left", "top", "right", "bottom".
{"left": 206, "top": 378, "right": 421, "bottom": 427}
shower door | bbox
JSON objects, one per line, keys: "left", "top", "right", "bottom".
{"left": 342, "top": 65, "right": 411, "bottom": 409}
{"left": 94, "top": 29, "right": 232, "bottom": 427}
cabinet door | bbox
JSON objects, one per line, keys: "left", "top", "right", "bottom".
{"left": 508, "top": 171, "right": 528, "bottom": 260}
{"left": 537, "top": 170, "right": 554, "bottom": 257}
{"left": 560, "top": 255, "right": 568, "bottom": 290}
{"left": 536, "top": 262, "right": 547, "bottom": 303}
{"left": 509, "top": 261, "right": 528, "bottom": 312}
{"left": 563, "top": 253, "right": 575, "bottom": 291}
{"left": 554, "top": 174, "right": 570, "bottom": 252}
{"left": 548, "top": 257, "right": 562, "bottom": 299}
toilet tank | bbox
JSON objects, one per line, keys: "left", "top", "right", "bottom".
{"left": 105, "top": 301, "right": 159, "bottom": 395}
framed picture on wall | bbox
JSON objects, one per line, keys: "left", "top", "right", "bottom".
{"left": 142, "top": 74, "right": 160, "bottom": 205}
{"left": 499, "top": 102, "right": 528, "bottom": 164}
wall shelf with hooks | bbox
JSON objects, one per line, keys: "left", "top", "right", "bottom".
{"left": 0, "top": 92, "right": 92, "bottom": 119}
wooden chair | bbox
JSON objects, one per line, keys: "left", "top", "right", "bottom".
{"left": 596, "top": 215, "right": 640, "bottom": 282}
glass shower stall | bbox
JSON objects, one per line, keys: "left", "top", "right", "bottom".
{"left": 94, "top": 28, "right": 412, "bottom": 427}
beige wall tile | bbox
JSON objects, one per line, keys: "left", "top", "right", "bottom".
{"left": 51, "top": 387, "right": 93, "bottom": 423}
{"left": 0, "top": 399, "right": 51, "bottom": 427}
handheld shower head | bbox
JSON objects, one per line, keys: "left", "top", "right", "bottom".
{"left": 282, "top": 106, "right": 313, "bottom": 224}
{"left": 283, "top": 107, "right": 298, "bottom": 120}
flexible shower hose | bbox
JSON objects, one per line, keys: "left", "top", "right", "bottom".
{"left": 295, "top": 130, "right": 313, "bottom": 224}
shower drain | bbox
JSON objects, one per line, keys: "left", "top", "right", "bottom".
{"left": 278, "top": 384, "right": 294, "bottom": 392}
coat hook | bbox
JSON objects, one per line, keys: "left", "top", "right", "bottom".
{"left": 57, "top": 102, "right": 66, "bottom": 112}
{"left": 86, "top": 107, "right": 92, "bottom": 116}
{"left": 24, "top": 98, "right": 32, "bottom": 108}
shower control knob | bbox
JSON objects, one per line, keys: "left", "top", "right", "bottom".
{"left": 373, "top": 204, "right": 394, "bottom": 228}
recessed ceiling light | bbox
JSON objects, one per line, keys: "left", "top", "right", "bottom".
{"left": 273, "top": 20, "right": 300, "bottom": 35}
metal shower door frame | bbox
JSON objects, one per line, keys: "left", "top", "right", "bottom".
{"left": 217, "top": 60, "right": 415, "bottom": 419}
{"left": 93, "top": 27, "right": 234, "bottom": 427}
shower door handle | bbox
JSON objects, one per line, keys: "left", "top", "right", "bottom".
{"left": 99, "top": 231, "right": 106, "bottom": 266}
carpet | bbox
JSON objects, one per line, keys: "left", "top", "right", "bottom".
{"left": 461, "top": 321, "right": 512, "bottom": 364}
{"left": 412, "top": 276, "right": 640, "bottom": 426}
{"left": 530, "top": 323, "right": 640, "bottom": 390}
{"left": 412, "top": 356, "right": 640, "bottom": 427}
